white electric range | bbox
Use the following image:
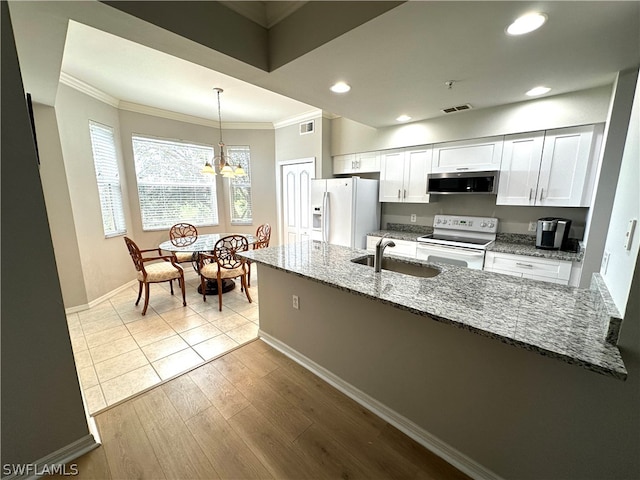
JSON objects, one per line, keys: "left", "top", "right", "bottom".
{"left": 416, "top": 215, "right": 498, "bottom": 270}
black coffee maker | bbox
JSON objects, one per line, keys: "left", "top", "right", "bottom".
{"left": 536, "top": 218, "right": 571, "bottom": 250}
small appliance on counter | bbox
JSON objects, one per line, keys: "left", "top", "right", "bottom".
{"left": 536, "top": 217, "right": 572, "bottom": 250}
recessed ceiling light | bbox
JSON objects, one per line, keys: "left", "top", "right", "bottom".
{"left": 396, "top": 115, "right": 412, "bottom": 122}
{"left": 526, "top": 86, "right": 551, "bottom": 96}
{"left": 506, "top": 12, "right": 547, "bottom": 35}
{"left": 330, "top": 82, "right": 351, "bottom": 93}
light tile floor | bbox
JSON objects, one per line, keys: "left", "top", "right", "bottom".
{"left": 67, "top": 267, "right": 260, "bottom": 415}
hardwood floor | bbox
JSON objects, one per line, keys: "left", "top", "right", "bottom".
{"left": 59, "top": 340, "right": 471, "bottom": 479}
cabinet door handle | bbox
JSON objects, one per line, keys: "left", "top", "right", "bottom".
{"left": 539, "top": 188, "right": 545, "bottom": 201}
{"left": 403, "top": 189, "right": 407, "bottom": 199}
{"left": 456, "top": 167, "right": 469, "bottom": 171}
{"left": 516, "top": 262, "right": 534, "bottom": 268}
{"left": 397, "top": 189, "right": 401, "bottom": 199}
{"left": 529, "top": 188, "right": 533, "bottom": 201}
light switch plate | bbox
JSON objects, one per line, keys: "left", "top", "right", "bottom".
{"left": 410, "top": 214, "right": 417, "bottom": 223}
{"left": 529, "top": 221, "right": 537, "bottom": 232}
{"left": 624, "top": 219, "right": 637, "bottom": 250}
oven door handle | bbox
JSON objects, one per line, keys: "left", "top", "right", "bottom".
{"left": 417, "top": 243, "right": 485, "bottom": 257}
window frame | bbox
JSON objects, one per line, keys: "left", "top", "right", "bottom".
{"left": 131, "top": 134, "right": 219, "bottom": 232}
{"left": 227, "top": 145, "right": 253, "bottom": 226}
{"left": 88, "top": 120, "right": 127, "bottom": 238}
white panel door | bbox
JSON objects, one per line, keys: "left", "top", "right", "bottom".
{"left": 326, "top": 178, "right": 354, "bottom": 247}
{"left": 497, "top": 132, "right": 544, "bottom": 205}
{"left": 538, "top": 125, "right": 595, "bottom": 207}
{"left": 282, "top": 161, "right": 314, "bottom": 244}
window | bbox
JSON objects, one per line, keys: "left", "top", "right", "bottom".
{"left": 228, "top": 146, "right": 253, "bottom": 225}
{"left": 132, "top": 135, "right": 218, "bottom": 230}
{"left": 89, "top": 121, "right": 126, "bottom": 237}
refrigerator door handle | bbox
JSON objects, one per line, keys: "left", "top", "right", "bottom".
{"left": 323, "top": 192, "right": 329, "bottom": 242}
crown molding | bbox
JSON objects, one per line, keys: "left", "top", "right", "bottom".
{"left": 273, "top": 109, "right": 325, "bottom": 129}
{"left": 59, "top": 72, "right": 120, "bottom": 108}
{"left": 60, "top": 72, "right": 311, "bottom": 130}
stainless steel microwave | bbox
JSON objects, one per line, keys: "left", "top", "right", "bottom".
{"left": 426, "top": 171, "right": 499, "bottom": 194}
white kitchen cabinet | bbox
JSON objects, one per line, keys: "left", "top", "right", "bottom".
{"left": 497, "top": 131, "right": 545, "bottom": 205}
{"left": 497, "top": 124, "right": 602, "bottom": 207}
{"left": 333, "top": 151, "right": 380, "bottom": 174}
{"left": 366, "top": 236, "right": 417, "bottom": 258}
{"left": 484, "top": 251, "right": 572, "bottom": 285}
{"left": 431, "top": 136, "right": 504, "bottom": 173}
{"left": 379, "top": 146, "right": 432, "bottom": 203}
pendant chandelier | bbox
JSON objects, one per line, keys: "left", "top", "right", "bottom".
{"left": 202, "top": 87, "right": 246, "bottom": 178}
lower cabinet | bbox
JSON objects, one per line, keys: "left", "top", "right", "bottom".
{"left": 366, "top": 236, "right": 417, "bottom": 258}
{"left": 484, "top": 251, "right": 572, "bottom": 285}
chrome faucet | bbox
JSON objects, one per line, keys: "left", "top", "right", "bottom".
{"left": 374, "top": 235, "right": 396, "bottom": 272}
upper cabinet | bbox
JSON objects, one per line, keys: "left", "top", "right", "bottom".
{"left": 379, "top": 146, "right": 432, "bottom": 203}
{"left": 431, "top": 136, "right": 504, "bottom": 173}
{"left": 333, "top": 151, "right": 380, "bottom": 175}
{"left": 497, "top": 124, "right": 603, "bottom": 207}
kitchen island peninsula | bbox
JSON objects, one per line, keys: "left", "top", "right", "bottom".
{"left": 242, "top": 241, "right": 625, "bottom": 379}
{"left": 241, "top": 241, "right": 631, "bottom": 479}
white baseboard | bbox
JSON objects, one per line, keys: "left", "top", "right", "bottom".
{"left": 65, "top": 280, "right": 137, "bottom": 314}
{"left": 259, "top": 331, "right": 502, "bottom": 480}
{"left": 2, "top": 434, "right": 99, "bottom": 480}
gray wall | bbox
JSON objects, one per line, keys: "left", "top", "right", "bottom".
{"left": 275, "top": 115, "right": 326, "bottom": 178}
{"left": 601, "top": 72, "right": 640, "bottom": 314}
{"left": 54, "top": 84, "right": 134, "bottom": 305}
{"left": 34, "top": 102, "right": 87, "bottom": 307}
{"left": 1, "top": 3, "right": 90, "bottom": 466}
{"left": 331, "top": 85, "right": 611, "bottom": 155}
{"left": 42, "top": 85, "right": 279, "bottom": 308}
{"left": 118, "top": 110, "right": 278, "bottom": 246}
{"left": 331, "top": 86, "right": 612, "bottom": 237}
{"left": 258, "top": 262, "right": 640, "bottom": 480}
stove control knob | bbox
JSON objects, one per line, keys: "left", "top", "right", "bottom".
{"left": 488, "top": 221, "right": 495, "bottom": 228}
{"left": 480, "top": 221, "right": 486, "bottom": 227}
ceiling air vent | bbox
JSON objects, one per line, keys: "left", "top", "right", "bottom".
{"left": 441, "top": 104, "right": 473, "bottom": 114}
{"left": 299, "top": 120, "right": 315, "bottom": 135}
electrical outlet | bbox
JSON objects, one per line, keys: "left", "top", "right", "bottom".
{"left": 528, "top": 221, "right": 537, "bottom": 232}
{"left": 410, "top": 214, "right": 417, "bottom": 223}
{"left": 292, "top": 295, "right": 299, "bottom": 310}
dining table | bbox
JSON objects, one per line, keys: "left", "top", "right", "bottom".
{"left": 159, "top": 233, "right": 256, "bottom": 295}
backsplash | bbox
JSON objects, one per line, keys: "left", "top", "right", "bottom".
{"left": 380, "top": 195, "right": 589, "bottom": 239}
{"left": 386, "top": 223, "right": 433, "bottom": 235}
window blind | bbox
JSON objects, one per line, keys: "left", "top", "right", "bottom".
{"left": 228, "top": 146, "right": 253, "bottom": 225}
{"left": 132, "top": 135, "right": 218, "bottom": 230}
{"left": 89, "top": 121, "right": 126, "bottom": 237}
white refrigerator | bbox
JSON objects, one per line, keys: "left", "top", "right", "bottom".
{"left": 311, "top": 177, "right": 380, "bottom": 248}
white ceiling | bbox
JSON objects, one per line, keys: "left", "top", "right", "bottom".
{"left": 61, "top": 20, "right": 317, "bottom": 126}
{"left": 10, "top": 1, "right": 640, "bottom": 129}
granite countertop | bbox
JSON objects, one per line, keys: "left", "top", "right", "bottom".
{"left": 241, "top": 241, "right": 626, "bottom": 380}
{"left": 368, "top": 228, "right": 584, "bottom": 262}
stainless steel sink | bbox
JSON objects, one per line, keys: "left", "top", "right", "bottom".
{"left": 351, "top": 254, "right": 440, "bottom": 278}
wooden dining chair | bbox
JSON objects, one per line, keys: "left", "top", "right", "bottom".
{"left": 168, "top": 223, "right": 198, "bottom": 265}
{"left": 198, "top": 235, "right": 251, "bottom": 311}
{"left": 248, "top": 223, "right": 271, "bottom": 287}
{"left": 124, "top": 237, "right": 186, "bottom": 315}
